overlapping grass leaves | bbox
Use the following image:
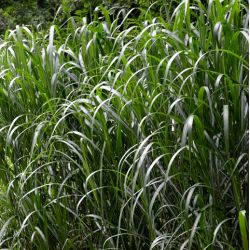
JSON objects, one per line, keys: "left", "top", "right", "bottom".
{"left": 0, "top": 0, "right": 248, "bottom": 249}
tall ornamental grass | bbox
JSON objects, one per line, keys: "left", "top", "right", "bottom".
{"left": 0, "top": 0, "right": 248, "bottom": 249}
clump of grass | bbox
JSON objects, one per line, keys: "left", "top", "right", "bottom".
{"left": 0, "top": 0, "right": 248, "bottom": 249}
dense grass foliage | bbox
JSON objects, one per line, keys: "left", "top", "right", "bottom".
{"left": 0, "top": 0, "right": 154, "bottom": 35}
{"left": 0, "top": 0, "right": 248, "bottom": 249}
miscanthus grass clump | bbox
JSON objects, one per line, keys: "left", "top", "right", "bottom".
{"left": 0, "top": 1, "right": 248, "bottom": 249}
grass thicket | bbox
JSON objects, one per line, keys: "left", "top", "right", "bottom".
{"left": 0, "top": 0, "right": 248, "bottom": 249}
